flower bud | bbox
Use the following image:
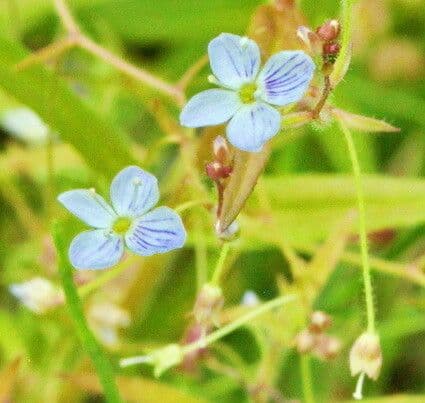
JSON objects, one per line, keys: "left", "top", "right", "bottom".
{"left": 215, "top": 220, "right": 240, "bottom": 241}
{"left": 241, "top": 290, "right": 260, "bottom": 307}
{"left": 316, "top": 19, "right": 340, "bottom": 42}
{"left": 213, "top": 136, "right": 231, "bottom": 165}
{"left": 349, "top": 332, "right": 383, "bottom": 380}
{"left": 205, "top": 161, "right": 232, "bottom": 181}
{"left": 314, "top": 334, "right": 341, "bottom": 360}
{"left": 193, "top": 283, "right": 224, "bottom": 327}
{"left": 295, "top": 330, "right": 315, "bottom": 354}
{"left": 9, "top": 277, "right": 64, "bottom": 314}
{"left": 297, "top": 26, "right": 322, "bottom": 55}
{"left": 309, "top": 310, "right": 332, "bottom": 333}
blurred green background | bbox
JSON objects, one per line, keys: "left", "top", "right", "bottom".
{"left": 0, "top": 0, "right": 424, "bottom": 402}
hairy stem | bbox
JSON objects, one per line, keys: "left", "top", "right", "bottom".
{"left": 338, "top": 120, "right": 376, "bottom": 333}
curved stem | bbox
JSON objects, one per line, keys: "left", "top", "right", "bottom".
{"left": 338, "top": 120, "right": 376, "bottom": 333}
{"left": 53, "top": 223, "right": 122, "bottom": 403}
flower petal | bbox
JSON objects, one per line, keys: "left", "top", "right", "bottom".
{"left": 226, "top": 103, "right": 281, "bottom": 152}
{"left": 257, "top": 50, "right": 315, "bottom": 106}
{"left": 58, "top": 190, "right": 116, "bottom": 228}
{"left": 110, "top": 166, "right": 159, "bottom": 217}
{"left": 125, "top": 207, "right": 186, "bottom": 256}
{"left": 180, "top": 89, "right": 241, "bottom": 128}
{"left": 69, "top": 230, "right": 124, "bottom": 270}
{"left": 208, "top": 33, "right": 261, "bottom": 89}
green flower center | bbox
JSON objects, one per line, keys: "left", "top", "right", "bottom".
{"left": 112, "top": 217, "right": 132, "bottom": 235}
{"left": 239, "top": 83, "right": 257, "bottom": 104}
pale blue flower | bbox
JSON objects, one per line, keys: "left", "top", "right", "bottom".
{"left": 180, "top": 33, "right": 315, "bottom": 152}
{"left": 58, "top": 166, "right": 186, "bottom": 270}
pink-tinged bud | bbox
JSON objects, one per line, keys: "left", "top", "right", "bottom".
{"left": 295, "top": 330, "right": 315, "bottom": 354}
{"left": 297, "top": 26, "right": 322, "bottom": 55}
{"left": 205, "top": 162, "right": 232, "bottom": 181}
{"left": 349, "top": 332, "right": 383, "bottom": 380}
{"left": 323, "top": 42, "right": 340, "bottom": 56}
{"left": 193, "top": 283, "right": 224, "bottom": 327}
{"left": 316, "top": 19, "right": 340, "bottom": 42}
{"left": 213, "top": 136, "right": 230, "bottom": 165}
{"left": 314, "top": 334, "right": 341, "bottom": 360}
{"left": 309, "top": 311, "right": 332, "bottom": 333}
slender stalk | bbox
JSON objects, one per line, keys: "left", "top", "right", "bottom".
{"left": 183, "top": 295, "right": 296, "bottom": 355}
{"left": 77, "top": 36, "right": 184, "bottom": 106}
{"left": 338, "top": 120, "right": 376, "bottom": 333}
{"left": 300, "top": 355, "right": 315, "bottom": 403}
{"left": 210, "top": 243, "right": 231, "bottom": 286}
{"left": 53, "top": 223, "right": 122, "bottom": 403}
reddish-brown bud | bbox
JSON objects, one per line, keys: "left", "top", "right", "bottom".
{"left": 316, "top": 19, "right": 340, "bottom": 42}
{"left": 309, "top": 310, "right": 332, "bottom": 333}
{"left": 323, "top": 42, "right": 340, "bottom": 56}
{"left": 205, "top": 162, "right": 232, "bottom": 181}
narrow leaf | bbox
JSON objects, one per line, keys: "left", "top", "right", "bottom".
{"left": 332, "top": 108, "right": 400, "bottom": 133}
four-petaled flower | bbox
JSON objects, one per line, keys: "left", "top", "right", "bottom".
{"left": 58, "top": 166, "right": 186, "bottom": 270}
{"left": 180, "top": 33, "right": 315, "bottom": 152}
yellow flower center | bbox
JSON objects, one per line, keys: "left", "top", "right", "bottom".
{"left": 239, "top": 83, "right": 257, "bottom": 104}
{"left": 112, "top": 217, "right": 132, "bottom": 235}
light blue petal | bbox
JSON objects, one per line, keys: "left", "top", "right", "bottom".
{"left": 180, "top": 89, "right": 241, "bottom": 128}
{"left": 208, "top": 33, "right": 261, "bottom": 89}
{"left": 69, "top": 229, "right": 124, "bottom": 270}
{"left": 110, "top": 166, "right": 159, "bottom": 217}
{"left": 125, "top": 207, "right": 186, "bottom": 256}
{"left": 226, "top": 103, "right": 281, "bottom": 152}
{"left": 58, "top": 190, "right": 116, "bottom": 228}
{"left": 257, "top": 51, "right": 315, "bottom": 106}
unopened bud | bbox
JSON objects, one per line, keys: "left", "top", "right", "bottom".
{"left": 323, "top": 42, "right": 340, "bottom": 56}
{"left": 9, "top": 277, "right": 64, "bottom": 314}
{"left": 309, "top": 311, "right": 332, "bottom": 333}
{"left": 349, "top": 332, "right": 382, "bottom": 380}
{"left": 297, "top": 26, "right": 322, "bottom": 55}
{"left": 295, "top": 330, "right": 315, "bottom": 354}
{"left": 213, "top": 136, "right": 230, "bottom": 165}
{"left": 205, "top": 161, "right": 232, "bottom": 181}
{"left": 215, "top": 220, "right": 240, "bottom": 241}
{"left": 316, "top": 19, "right": 340, "bottom": 42}
{"left": 314, "top": 334, "right": 341, "bottom": 360}
{"left": 241, "top": 290, "right": 260, "bottom": 307}
{"left": 193, "top": 283, "right": 224, "bottom": 327}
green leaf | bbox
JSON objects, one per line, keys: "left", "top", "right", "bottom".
{"left": 0, "top": 35, "right": 135, "bottom": 179}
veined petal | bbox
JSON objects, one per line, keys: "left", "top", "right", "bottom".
{"left": 69, "top": 230, "right": 124, "bottom": 270}
{"left": 208, "top": 33, "right": 261, "bottom": 89}
{"left": 257, "top": 51, "right": 315, "bottom": 106}
{"left": 58, "top": 189, "right": 116, "bottom": 228}
{"left": 180, "top": 89, "right": 241, "bottom": 128}
{"left": 226, "top": 103, "right": 281, "bottom": 152}
{"left": 110, "top": 166, "right": 159, "bottom": 217}
{"left": 125, "top": 207, "right": 186, "bottom": 256}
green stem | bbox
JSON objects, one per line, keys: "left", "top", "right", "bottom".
{"left": 210, "top": 243, "right": 231, "bottom": 286}
{"left": 53, "top": 223, "right": 122, "bottom": 403}
{"left": 300, "top": 355, "right": 315, "bottom": 403}
{"left": 183, "top": 295, "right": 296, "bottom": 355}
{"left": 338, "top": 120, "right": 376, "bottom": 333}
